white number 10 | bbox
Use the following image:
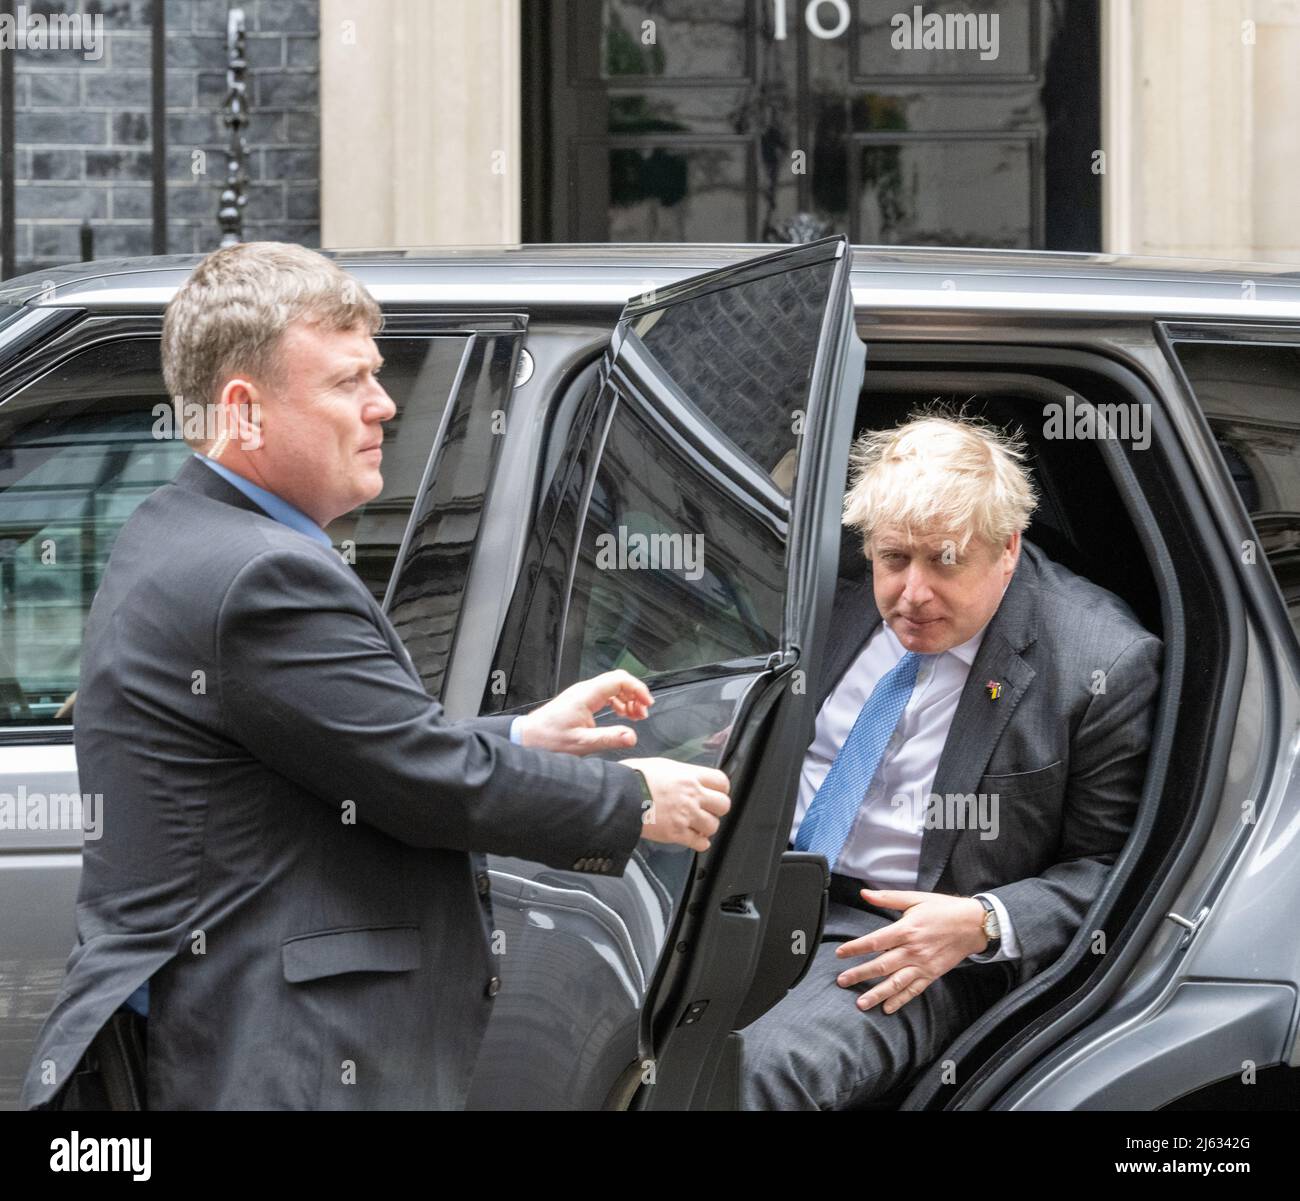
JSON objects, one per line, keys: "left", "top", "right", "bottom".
{"left": 772, "top": 0, "right": 852, "bottom": 40}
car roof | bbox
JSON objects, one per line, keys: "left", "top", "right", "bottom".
{"left": 4, "top": 243, "right": 1300, "bottom": 321}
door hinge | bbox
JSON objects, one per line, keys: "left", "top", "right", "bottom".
{"left": 1165, "top": 906, "right": 1210, "bottom": 947}
{"left": 765, "top": 649, "right": 798, "bottom": 672}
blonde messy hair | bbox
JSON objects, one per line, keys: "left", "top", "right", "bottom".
{"left": 161, "top": 241, "right": 383, "bottom": 452}
{"left": 842, "top": 408, "right": 1038, "bottom": 560}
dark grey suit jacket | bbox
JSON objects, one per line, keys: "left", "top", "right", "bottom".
{"left": 21, "top": 456, "right": 646, "bottom": 1110}
{"left": 815, "top": 539, "right": 1162, "bottom": 986}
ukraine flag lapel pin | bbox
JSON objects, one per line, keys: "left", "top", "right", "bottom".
{"left": 985, "top": 679, "right": 1002, "bottom": 700}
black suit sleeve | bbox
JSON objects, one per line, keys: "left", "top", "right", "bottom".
{"left": 214, "top": 546, "right": 646, "bottom": 873}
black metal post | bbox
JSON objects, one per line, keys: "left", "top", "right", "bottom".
{"left": 1, "top": 0, "right": 16, "bottom": 279}
{"left": 151, "top": 0, "right": 166, "bottom": 253}
{"left": 219, "top": 8, "right": 248, "bottom": 247}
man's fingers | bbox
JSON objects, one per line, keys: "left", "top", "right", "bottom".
{"left": 836, "top": 924, "right": 903, "bottom": 960}
{"left": 697, "top": 786, "right": 731, "bottom": 818}
{"left": 859, "top": 888, "right": 925, "bottom": 911}
{"left": 688, "top": 808, "right": 720, "bottom": 839}
{"left": 697, "top": 767, "right": 730, "bottom": 794}
{"left": 609, "top": 696, "right": 650, "bottom": 720}
{"left": 837, "top": 950, "right": 906, "bottom": 988}
{"left": 858, "top": 966, "right": 924, "bottom": 1012}
{"left": 581, "top": 670, "right": 652, "bottom": 712}
{"left": 574, "top": 725, "right": 637, "bottom": 751}
{"left": 880, "top": 974, "right": 931, "bottom": 1015}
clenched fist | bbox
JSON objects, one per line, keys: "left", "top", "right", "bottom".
{"left": 622, "top": 758, "right": 731, "bottom": 853}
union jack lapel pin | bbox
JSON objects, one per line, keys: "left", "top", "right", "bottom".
{"left": 985, "top": 679, "right": 1002, "bottom": 700}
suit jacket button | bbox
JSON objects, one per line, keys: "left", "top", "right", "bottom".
{"left": 486, "top": 976, "right": 501, "bottom": 998}
{"left": 476, "top": 871, "right": 491, "bottom": 896}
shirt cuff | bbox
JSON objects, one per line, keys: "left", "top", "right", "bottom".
{"left": 966, "top": 892, "right": 1020, "bottom": 963}
{"left": 509, "top": 716, "right": 525, "bottom": 746}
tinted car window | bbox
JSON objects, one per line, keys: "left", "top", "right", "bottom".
{"left": 1175, "top": 339, "right": 1300, "bottom": 635}
{"left": 630, "top": 257, "right": 834, "bottom": 493}
{"left": 0, "top": 333, "right": 467, "bottom": 726}
{"left": 560, "top": 396, "right": 786, "bottom": 682}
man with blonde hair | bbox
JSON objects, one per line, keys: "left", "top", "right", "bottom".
{"left": 740, "top": 410, "right": 1162, "bottom": 1109}
{"left": 23, "top": 242, "right": 730, "bottom": 1110}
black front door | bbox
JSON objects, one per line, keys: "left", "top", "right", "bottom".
{"left": 524, "top": 0, "right": 1100, "bottom": 250}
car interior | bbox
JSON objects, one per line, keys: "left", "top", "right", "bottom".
{"left": 815, "top": 355, "right": 1168, "bottom": 1108}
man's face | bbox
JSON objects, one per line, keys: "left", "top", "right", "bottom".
{"left": 869, "top": 526, "right": 1020, "bottom": 654}
{"left": 220, "top": 318, "right": 395, "bottom": 527}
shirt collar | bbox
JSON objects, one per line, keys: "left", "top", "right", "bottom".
{"left": 193, "top": 454, "right": 333, "bottom": 549}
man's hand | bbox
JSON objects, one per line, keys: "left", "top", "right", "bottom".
{"left": 834, "top": 889, "right": 988, "bottom": 1015}
{"left": 623, "top": 757, "right": 731, "bottom": 853}
{"left": 515, "top": 670, "right": 653, "bottom": 755}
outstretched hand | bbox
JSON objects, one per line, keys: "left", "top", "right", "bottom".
{"left": 515, "top": 670, "right": 653, "bottom": 755}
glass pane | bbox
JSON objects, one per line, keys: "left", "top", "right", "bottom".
{"left": 589, "top": 0, "right": 749, "bottom": 80}
{"left": 857, "top": 137, "right": 1034, "bottom": 247}
{"left": 854, "top": 0, "right": 1033, "bottom": 78}
{"left": 632, "top": 255, "right": 835, "bottom": 484}
{"left": 578, "top": 142, "right": 752, "bottom": 241}
{"left": 1176, "top": 339, "right": 1300, "bottom": 638}
{"left": 0, "top": 340, "right": 186, "bottom": 725}
{"left": 563, "top": 399, "right": 785, "bottom": 681}
{"left": 0, "top": 334, "right": 468, "bottom": 726}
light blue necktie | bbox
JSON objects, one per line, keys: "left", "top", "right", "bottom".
{"left": 795, "top": 650, "right": 926, "bottom": 867}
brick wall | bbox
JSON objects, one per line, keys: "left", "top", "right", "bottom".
{"left": 8, "top": 0, "right": 320, "bottom": 275}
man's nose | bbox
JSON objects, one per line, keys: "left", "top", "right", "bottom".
{"left": 901, "top": 564, "right": 933, "bottom": 605}
{"left": 369, "top": 382, "right": 397, "bottom": 422}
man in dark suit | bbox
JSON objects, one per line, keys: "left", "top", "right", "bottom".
{"left": 739, "top": 413, "right": 1162, "bottom": 1109}
{"left": 22, "top": 241, "right": 729, "bottom": 1110}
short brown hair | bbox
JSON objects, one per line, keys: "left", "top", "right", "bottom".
{"left": 161, "top": 241, "right": 383, "bottom": 451}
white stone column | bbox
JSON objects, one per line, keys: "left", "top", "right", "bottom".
{"left": 1102, "top": 0, "right": 1300, "bottom": 263}
{"left": 319, "top": 0, "right": 521, "bottom": 248}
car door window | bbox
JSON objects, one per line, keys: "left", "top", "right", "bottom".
{"left": 0, "top": 331, "right": 468, "bottom": 727}
{"left": 1171, "top": 336, "right": 1300, "bottom": 638}
{"left": 563, "top": 396, "right": 786, "bottom": 682}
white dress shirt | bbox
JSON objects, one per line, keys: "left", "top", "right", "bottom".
{"left": 791, "top": 591, "right": 1019, "bottom": 964}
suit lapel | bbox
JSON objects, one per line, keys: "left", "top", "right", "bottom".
{"left": 915, "top": 545, "right": 1041, "bottom": 891}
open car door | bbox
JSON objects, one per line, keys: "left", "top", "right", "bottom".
{"left": 467, "top": 236, "right": 864, "bottom": 1109}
